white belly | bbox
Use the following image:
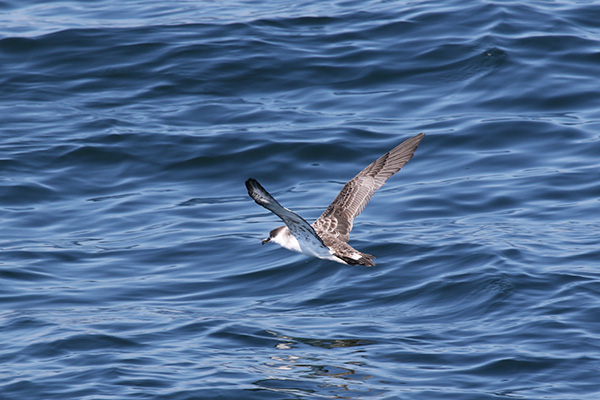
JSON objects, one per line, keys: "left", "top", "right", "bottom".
{"left": 274, "top": 229, "right": 346, "bottom": 264}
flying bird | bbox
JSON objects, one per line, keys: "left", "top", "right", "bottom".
{"left": 245, "top": 133, "right": 425, "bottom": 266}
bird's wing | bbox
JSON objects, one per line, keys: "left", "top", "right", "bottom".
{"left": 245, "top": 178, "right": 328, "bottom": 248}
{"left": 312, "top": 133, "right": 425, "bottom": 243}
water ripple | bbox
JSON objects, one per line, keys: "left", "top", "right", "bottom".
{"left": 1, "top": 0, "right": 600, "bottom": 399}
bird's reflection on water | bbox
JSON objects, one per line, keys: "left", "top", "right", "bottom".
{"left": 253, "top": 330, "right": 384, "bottom": 398}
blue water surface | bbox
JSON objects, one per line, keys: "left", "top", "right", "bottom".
{"left": 1, "top": 0, "right": 600, "bottom": 399}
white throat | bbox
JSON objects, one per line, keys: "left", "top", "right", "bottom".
{"left": 271, "top": 226, "right": 302, "bottom": 253}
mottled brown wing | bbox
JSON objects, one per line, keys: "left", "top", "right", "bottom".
{"left": 312, "top": 133, "right": 425, "bottom": 243}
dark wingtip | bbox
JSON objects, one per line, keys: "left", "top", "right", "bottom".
{"left": 410, "top": 132, "right": 426, "bottom": 144}
{"left": 413, "top": 132, "right": 426, "bottom": 144}
{"left": 245, "top": 178, "right": 258, "bottom": 193}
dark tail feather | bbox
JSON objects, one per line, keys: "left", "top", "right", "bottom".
{"left": 337, "top": 253, "right": 376, "bottom": 267}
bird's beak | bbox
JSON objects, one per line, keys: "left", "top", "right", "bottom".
{"left": 262, "top": 238, "right": 270, "bottom": 245}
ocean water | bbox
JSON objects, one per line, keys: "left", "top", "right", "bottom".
{"left": 1, "top": 0, "right": 600, "bottom": 399}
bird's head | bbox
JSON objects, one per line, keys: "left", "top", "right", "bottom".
{"left": 262, "top": 226, "right": 287, "bottom": 246}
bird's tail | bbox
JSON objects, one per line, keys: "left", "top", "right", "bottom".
{"left": 338, "top": 252, "right": 376, "bottom": 267}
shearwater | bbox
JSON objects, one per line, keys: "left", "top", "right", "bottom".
{"left": 245, "top": 133, "right": 425, "bottom": 266}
